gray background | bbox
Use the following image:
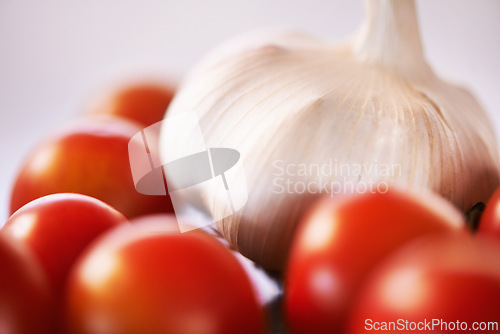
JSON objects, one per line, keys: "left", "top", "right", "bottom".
{"left": 0, "top": 0, "right": 499, "bottom": 222}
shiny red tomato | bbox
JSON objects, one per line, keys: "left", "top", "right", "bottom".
{"left": 346, "top": 234, "right": 500, "bottom": 334}
{"left": 284, "top": 189, "right": 464, "bottom": 334}
{"left": 91, "top": 82, "right": 175, "bottom": 127}
{"left": 65, "top": 222, "right": 266, "bottom": 334}
{"left": 2, "top": 193, "right": 128, "bottom": 295}
{"left": 479, "top": 187, "right": 500, "bottom": 239}
{"left": 9, "top": 116, "right": 174, "bottom": 218}
{"left": 0, "top": 234, "right": 53, "bottom": 334}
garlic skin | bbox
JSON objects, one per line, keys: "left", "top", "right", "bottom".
{"left": 160, "top": 0, "right": 500, "bottom": 269}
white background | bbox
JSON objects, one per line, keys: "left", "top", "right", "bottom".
{"left": 0, "top": 0, "right": 499, "bottom": 222}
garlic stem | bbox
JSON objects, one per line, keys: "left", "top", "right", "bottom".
{"left": 160, "top": 0, "right": 500, "bottom": 270}
{"left": 353, "top": 0, "right": 432, "bottom": 81}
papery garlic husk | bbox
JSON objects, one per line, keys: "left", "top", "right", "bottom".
{"left": 160, "top": 0, "right": 500, "bottom": 270}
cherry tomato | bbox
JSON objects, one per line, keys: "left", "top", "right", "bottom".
{"left": 284, "top": 189, "right": 464, "bottom": 334}
{"left": 91, "top": 82, "right": 175, "bottom": 127}
{"left": 478, "top": 187, "right": 500, "bottom": 239}
{"left": 2, "top": 193, "right": 128, "bottom": 295}
{"left": 65, "top": 222, "right": 267, "bottom": 334}
{"left": 9, "top": 116, "right": 174, "bottom": 218}
{"left": 0, "top": 233, "right": 53, "bottom": 334}
{"left": 346, "top": 234, "right": 500, "bottom": 334}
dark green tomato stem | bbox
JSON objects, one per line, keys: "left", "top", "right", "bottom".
{"left": 465, "top": 202, "right": 486, "bottom": 233}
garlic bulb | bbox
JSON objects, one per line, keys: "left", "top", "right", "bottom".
{"left": 160, "top": 0, "right": 500, "bottom": 269}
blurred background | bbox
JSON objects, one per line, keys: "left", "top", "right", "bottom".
{"left": 0, "top": 0, "right": 499, "bottom": 222}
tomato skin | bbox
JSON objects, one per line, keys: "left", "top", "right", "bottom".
{"left": 9, "top": 117, "right": 174, "bottom": 219}
{"left": 2, "top": 193, "right": 128, "bottom": 295}
{"left": 92, "top": 83, "right": 175, "bottom": 127}
{"left": 65, "top": 222, "right": 266, "bottom": 334}
{"left": 0, "top": 234, "right": 53, "bottom": 334}
{"left": 346, "top": 234, "right": 500, "bottom": 334}
{"left": 479, "top": 187, "right": 500, "bottom": 239}
{"left": 284, "top": 189, "right": 464, "bottom": 334}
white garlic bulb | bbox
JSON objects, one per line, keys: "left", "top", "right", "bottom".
{"left": 160, "top": 0, "right": 500, "bottom": 269}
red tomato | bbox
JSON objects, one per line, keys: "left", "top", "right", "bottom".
{"left": 2, "top": 193, "right": 128, "bottom": 295}
{"left": 9, "top": 116, "right": 174, "bottom": 218}
{"left": 479, "top": 187, "right": 500, "bottom": 239}
{"left": 0, "top": 234, "right": 53, "bottom": 334}
{"left": 91, "top": 82, "right": 175, "bottom": 127}
{"left": 65, "top": 222, "right": 267, "bottom": 334}
{"left": 346, "top": 234, "right": 500, "bottom": 334}
{"left": 284, "top": 189, "right": 464, "bottom": 334}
